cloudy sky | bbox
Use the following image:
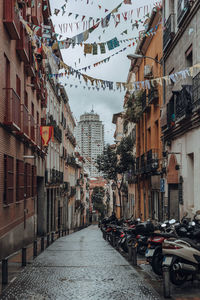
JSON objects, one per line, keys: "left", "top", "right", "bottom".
{"left": 49, "top": 0, "right": 157, "bottom": 143}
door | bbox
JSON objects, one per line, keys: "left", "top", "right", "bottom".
{"left": 168, "top": 184, "right": 179, "bottom": 220}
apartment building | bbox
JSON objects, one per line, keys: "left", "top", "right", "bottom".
{"left": 161, "top": 0, "right": 200, "bottom": 220}
{"left": 0, "top": 0, "right": 49, "bottom": 258}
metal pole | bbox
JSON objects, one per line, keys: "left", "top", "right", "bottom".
{"left": 47, "top": 234, "right": 50, "bottom": 247}
{"left": 41, "top": 237, "right": 44, "bottom": 252}
{"left": 22, "top": 248, "right": 27, "bottom": 267}
{"left": 2, "top": 259, "right": 8, "bottom": 285}
{"left": 33, "top": 240, "right": 37, "bottom": 258}
{"left": 51, "top": 232, "right": 54, "bottom": 243}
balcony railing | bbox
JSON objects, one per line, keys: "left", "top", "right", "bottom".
{"left": 3, "top": 88, "right": 21, "bottom": 131}
{"left": 54, "top": 125, "right": 62, "bottom": 143}
{"left": 141, "top": 90, "right": 148, "bottom": 112}
{"left": 25, "top": 43, "right": 35, "bottom": 77}
{"left": 175, "top": 85, "right": 193, "bottom": 120}
{"left": 3, "top": 0, "right": 20, "bottom": 40}
{"left": 146, "top": 149, "right": 159, "bottom": 173}
{"left": 136, "top": 157, "right": 140, "bottom": 175}
{"left": 140, "top": 153, "right": 146, "bottom": 174}
{"left": 148, "top": 87, "right": 159, "bottom": 105}
{"left": 192, "top": 72, "right": 200, "bottom": 110}
{"left": 32, "top": 73, "right": 41, "bottom": 91}
{"left": 163, "top": 14, "right": 175, "bottom": 51}
{"left": 16, "top": 23, "right": 29, "bottom": 64}
{"left": 29, "top": 115, "right": 35, "bottom": 142}
{"left": 21, "top": 104, "right": 29, "bottom": 137}
{"left": 36, "top": 125, "right": 42, "bottom": 148}
{"left": 177, "top": 0, "right": 190, "bottom": 27}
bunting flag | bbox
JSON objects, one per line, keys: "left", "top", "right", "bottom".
{"left": 19, "top": 13, "right": 200, "bottom": 94}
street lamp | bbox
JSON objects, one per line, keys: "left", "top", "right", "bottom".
{"left": 127, "top": 54, "right": 162, "bottom": 64}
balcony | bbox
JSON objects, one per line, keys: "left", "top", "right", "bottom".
{"left": 20, "top": 104, "right": 29, "bottom": 137}
{"left": 136, "top": 157, "right": 140, "bottom": 175}
{"left": 192, "top": 72, "right": 200, "bottom": 110}
{"left": 140, "top": 154, "right": 146, "bottom": 174}
{"left": 29, "top": 115, "right": 35, "bottom": 142}
{"left": 163, "top": 14, "right": 175, "bottom": 52}
{"left": 3, "top": 88, "right": 21, "bottom": 131}
{"left": 3, "top": 0, "right": 20, "bottom": 40}
{"left": 64, "top": 181, "right": 70, "bottom": 192}
{"left": 70, "top": 187, "right": 76, "bottom": 197}
{"left": 148, "top": 86, "right": 159, "bottom": 105}
{"left": 76, "top": 179, "right": 81, "bottom": 186}
{"left": 66, "top": 155, "right": 76, "bottom": 167}
{"left": 146, "top": 149, "right": 159, "bottom": 173}
{"left": 177, "top": 0, "right": 190, "bottom": 27}
{"left": 54, "top": 125, "right": 62, "bottom": 143}
{"left": 25, "top": 43, "right": 35, "bottom": 77}
{"left": 175, "top": 85, "right": 193, "bottom": 120}
{"left": 41, "top": 88, "right": 48, "bottom": 108}
{"left": 16, "top": 23, "right": 29, "bottom": 64}
{"left": 36, "top": 125, "right": 42, "bottom": 149}
{"left": 141, "top": 90, "right": 149, "bottom": 112}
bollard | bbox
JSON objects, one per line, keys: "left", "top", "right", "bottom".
{"left": 163, "top": 266, "right": 171, "bottom": 298}
{"left": 47, "top": 234, "right": 50, "bottom": 247}
{"left": 58, "top": 230, "right": 61, "bottom": 238}
{"left": 33, "top": 240, "right": 37, "bottom": 258}
{"left": 51, "top": 232, "right": 54, "bottom": 243}
{"left": 128, "top": 245, "right": 132, "bottom": 262}
{"left": 132, "top": 245, "right": 137, "bottom": 266}
{"left": 62, "top": 230, "right": 64, "bottom": 237}
{"left": 2, "top": 258, "right": 8, "bottom": 285}
{"left": 22, "top": 248, "right": 27, "bottom": 267}
{"left": 41, "top": 237, "right": 44, "bottom": 252}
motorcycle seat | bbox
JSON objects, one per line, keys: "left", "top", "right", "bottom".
{"left": 180, "top": 238, "right": 200, "bottom": 251}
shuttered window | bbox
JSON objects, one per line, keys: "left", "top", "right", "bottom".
{"left": 16, "top": 160, "right": 25, "bottom": 202}
{"left": 4, "top": 155, "right": 14, "bottom": 204}
{"left": 32, "top": 165, "right": 37, "bottom": 197}
{"left": 25, "top": 163, "right": 31, "bottom": 198}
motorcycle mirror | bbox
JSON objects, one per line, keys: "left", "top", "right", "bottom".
{"left": 169, "top": 219, "right": 176, "bottom": 225}
{"left": 161, "top": 223, "right": 167, "bottom": 228}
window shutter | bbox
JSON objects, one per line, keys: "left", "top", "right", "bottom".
{"left": 32, "top": 165, "right": 37, "bottom": 196}
{"left": 16, "top": 160, "right": 25, "bottom": 201}
{"left": 4, "top": 155, "right": 14, "bottom": 204}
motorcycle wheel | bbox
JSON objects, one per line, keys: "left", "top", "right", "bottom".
{"left": 170, "top": 260, "right": 188, "bottom": 286}
{"left": 152, "top": 250, "right": 163, "bottom": 276}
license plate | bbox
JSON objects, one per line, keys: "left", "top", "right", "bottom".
{"left": 163, "top": 256, "right": 173, "bottom": 266}
{"left": 145, "top": 249, "right": 155, "bottom": 258}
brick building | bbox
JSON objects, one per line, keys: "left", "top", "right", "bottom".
{"left": 0, "top": 0, "right": 49, "bottom": 259}
{"left": 126, "top": 9, "right": 163, "bottom": 221}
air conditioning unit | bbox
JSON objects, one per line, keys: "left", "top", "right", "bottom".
{"left": 144, "top": 65, "right": 153, "bottom": 78}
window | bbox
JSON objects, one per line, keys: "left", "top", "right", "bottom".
{"left": 4, "top": 155, "right": 14, "bottom": 204}
{"left": 16, "top": 160, "right": 24, "bottom": 202}
{"left": 5, "top": 55, "right": 10, "bottom": 88}
{"left": 24, "top": 91, "right": 28, "bottom": 108}
{"left": 32, "top": 165, "right": 37, "bottom": 197}
{"left": 185, "top": 45, "right": 193, "bottom": 67}
{"left": 16, "top": 75, "right": 21, "bottom": 97}
{"left": 25, "top": 163, "right": 31, "bottom": 198}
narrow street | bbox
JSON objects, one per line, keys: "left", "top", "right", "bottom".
{"left": 0, "top": 226, "right": 159, "bottom": 300}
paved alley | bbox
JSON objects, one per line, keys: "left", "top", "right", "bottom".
{"left": 0, "top": 226, "right": 159, "bottom": 300}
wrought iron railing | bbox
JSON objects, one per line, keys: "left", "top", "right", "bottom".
{"left": 163, "top": 14, "right": 175, "bottom": 51}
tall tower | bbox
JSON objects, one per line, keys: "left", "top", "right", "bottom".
{"left": 75, "top": 110, "right": 104, "bottom": 177}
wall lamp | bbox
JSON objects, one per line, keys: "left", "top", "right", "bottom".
{"left": 127, "top": 54, "right": 162, "bottom": 64}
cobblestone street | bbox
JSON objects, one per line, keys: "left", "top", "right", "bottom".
{"left": 0, "top": 226, "right": 159, "bottom": 300}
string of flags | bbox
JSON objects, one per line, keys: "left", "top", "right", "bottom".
{"left": 53, "top": 0, "right": 133, "bottom": 17}
{"left": 21, "top": 7, "right": 200, "bottom": 94}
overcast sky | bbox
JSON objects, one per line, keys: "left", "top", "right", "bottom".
{"left": 49, "top": 0, "right": 157, "bottom": 143}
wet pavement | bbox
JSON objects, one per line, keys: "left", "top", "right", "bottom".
{"left": 0, "top": 225, "right": 160, "bottom": 300}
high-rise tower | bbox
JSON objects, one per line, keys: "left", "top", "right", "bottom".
{"left": 75, "top": 110, "right": 104, "bottom": 177}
